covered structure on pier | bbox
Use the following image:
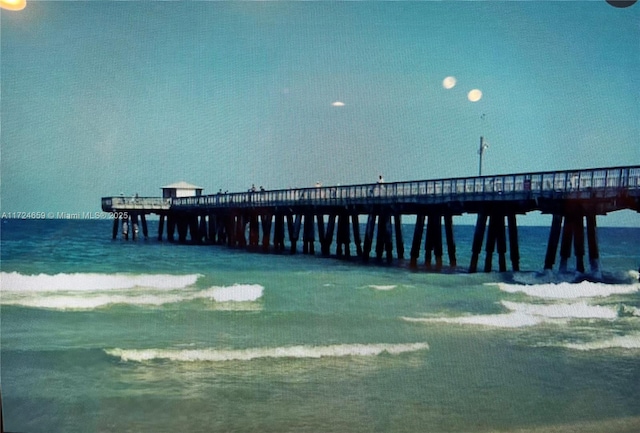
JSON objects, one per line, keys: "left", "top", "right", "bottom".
{"left": 161, "top": 181, "right": 203, "bottom": 199}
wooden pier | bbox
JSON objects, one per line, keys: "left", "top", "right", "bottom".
{"left": 102, "top": 166, "right": 640, "bottom": 273}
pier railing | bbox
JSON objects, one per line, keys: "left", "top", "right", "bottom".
{"left": 170, "top": 166, "right": 640, "bottom": 209}
{"left": 101, "top": 197, "right": 171, "bottom": 211}
{"left": 102, "top": 166, "right": 640, "bottom": 212}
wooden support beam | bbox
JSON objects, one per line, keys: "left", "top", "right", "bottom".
{"left": 469, "top": 213, "right": 488, "bottom": 273}
{"left": 410, "top": 214, "right": 425, "bottom": 268}
{"left": 573, "top": 214, "right": 585, "bottom": 273}
{"left": 324, "top": 214, "right": 336, "bottom": 256}
{"left": 317, "top": 214, "right": 327, "bottom": 254}
{"left": 424, "top": 215, "right": 434, "bottom": 269}
{"left": 249, "top": 214, "right": 260, "bottom": 247}
{"left": 218, "top": 215, "right": 229, "bottom": 245}
{"left": 287, "top": 214, "right": 299, "bottom": 254}
{"left": 507, "top": 214, "right": 520, "bottom": 272}
{"left": 273, "top": 214, "right": 285, "bottom": 253}
{"left": 225, "top": 214, "right": 236, "bottom": 247}
{"left": 586, "top": 213, "right": 601, "bottom": 277}
{"left": 177, "top": 215, "right": 188, "bottom": 243}
{"left": 130, "top": 213, "right": 139, "bottom": 241}
{"left": 122, "top": 215, "right": 129, "bottom": 240}
{"left": 483, "top": 214, "right": 499, "bottom": 273}
{"left": 495, "top": 215, "right": 507, "bottom": 272}
{"left": 302, "top": 213, "right": 315, "bottom": 255}
{"left": 337, "top": 213, "right": 351, "bottom": 258}
{"left": 376, "top": 213, "right": 387, "bottom": 261}
{"left": 384, "top": 213, "right": 393, "bottom": 263}
{"left": 559, "top": 214, "right": 574, "bottom": 273}
{"left": 433, "top": 215, "right": 443, "bottom": 271}
{"left": 140, "top": 214, "right": 148, "bottom": 239}
{"left": 544, "top": 214, "right": 562, "bottom": 270}
{"left": 394, "top": 214, "right": 404, "bottom": 260}
{"left": 112, "top": 214, "right": 119, "bottom": 240}
{"left": 425, "top": 214, "right": 443, "bottom": 270}
{"left": 189, "top": 215, "right": 200, "bottom": 244}
{"left": 261, "top": 214, "right": 272, "bottom": 252}
{"left": 235, "top": 214, "right": 247, "bottom": 247}
{"left": 157, "top": 214, "right": 165, "bottom": 241}
{"left": 363, "top": 214, "right": 376, "bottom": 262}
{"left": 166, "top": 215, "right": 175, "bottom": 242}
{"left": 444, "top": 214, "right": 457, "bottom": 268}
{"left": 198, "top": 215, "right": 207, "bottom": 243}
{"left": 352, "top": 214, "right": 363, "bottom": 257}
{"left": 208, "top": 214, "right": 217, "bottom": 244}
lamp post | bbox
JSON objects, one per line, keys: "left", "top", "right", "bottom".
{"left": 478, "top": 136, "right": 489, "bottom": 176}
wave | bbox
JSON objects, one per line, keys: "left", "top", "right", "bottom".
{"left": 195, "top": 284, "right": 263, "bottom": 302}
{"left": 560, "top": 334, "right": 640, "bottom": 351}
{"left": 0, "top": 272, "right": 263, "bottom": 310}
{"left": 403, "top": 311, "right": 543, "bottom": 328}
{"left": 0, "top": 293, "right": 186, "bottom": 310}
{"left": 368, "top": 285, "right": 397, "bottom": 291}
{"left": 402, "top": 300, "right": 621, "bottom": 329}
{"left": 501, "top": 301, "right": 618, "bottom": 320}
{"left": 510, "top": 269, "right": 640, "bottom": 285}
{"left": 104, "top": 342, "right": 430, "bottom": 363}
{"left": 0, "top": 271, "right": 200, "bottom": 292}
{"left": 491, "top": 280, "right": 639, "bottom": 300}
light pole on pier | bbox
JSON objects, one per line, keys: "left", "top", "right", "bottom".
{"left": 478, "top": 136, "right": 489, "bottom": 176}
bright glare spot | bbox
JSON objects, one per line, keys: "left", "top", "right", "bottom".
{"left": 467, "top": 89, "right": 483, "bottom": 102}
{"left": 0, "top": 0, "right": 26, "bottom": 11}
{"left": 332, "top": 101, "right": 345, "bottom": 107}
{"left": 442, "top": 76, "right": 456, "bottom": 89}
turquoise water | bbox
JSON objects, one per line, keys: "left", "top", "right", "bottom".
{"left": 1, "top": 219, "right": 639, "bottom": 432}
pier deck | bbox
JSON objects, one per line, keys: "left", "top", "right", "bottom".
{"left": 102, "top": 166, "right": 640, "bottom": 273}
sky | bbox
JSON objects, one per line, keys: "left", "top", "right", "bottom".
{"left": 1, "top": 0, "right": 639, "bottom": 226}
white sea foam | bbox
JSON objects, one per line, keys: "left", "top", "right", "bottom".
{"left": 105, "top": 342, "right": 429, "bottom": 363}
{"left": 493, "top": 280, "right": 639, "bottom": 300}
{"left": 501, "top": 301, "right": 618, "bottom": 320}
{"left": 403, "top": 300, "right": 620, "bottom": 329}
{"left": 368, "top": 285, "right": 397, "bottom": 291}
{"left": 0, "top": 271, "right": 200, "bottom": 292}
{"left": 195, "top": 284, "right": 264, "bottom": 302}
{"left": 1, "top": 294, "right": 185, "bottom": 310}
{"left": 0, "top": 272, "right": 264, "bottom": 310}
{"left": 561, "top": 334, "right": 640, "bottom": 351}
{"left": 403, "top": 312, "right": 543, "bottom": 328}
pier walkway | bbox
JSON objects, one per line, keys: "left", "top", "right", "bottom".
{"left": 102, "top": 166, "right": 640, "bottom": 273}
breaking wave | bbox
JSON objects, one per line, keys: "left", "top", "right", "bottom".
{"left": 104, "top": 342, "right": 430, "bottom": 363}
{"left": 0, "top": 272, "right": 263, "bottom": 310}
{"left": 560, "top": 334, "right": 640, "bottom": 351}
{"left": 196, "top": 284, "right": 263, "bottom": 302}
{"left": 491, "top": 280, "right": 639, "bottom": 300}
{"left": 402, "top": 300, "right": 622, "bottom": 329}
{"left": 0, "top": 271, "right": 200, "bottom": 292}
{"left": 368, "top": 285, "right": 397, "bottom": 291}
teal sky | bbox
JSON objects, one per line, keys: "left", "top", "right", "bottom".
{"left": 1, "top": 1, "right": 639, "bottom": 226}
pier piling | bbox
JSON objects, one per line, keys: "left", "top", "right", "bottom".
{"left": 544, "top": 214, "right": 563, "bottom": 270}
{"left": 352, "top": 214, "right": 363, "bottom": 257}
{"left": 157, "top": 215, "right": 165, "bottom": 241}
{"left": 112, "top": 215, "right": 119, "bottom": 240}
{"left": 469, "top": 213, "right": 488, "bottom": 273}
{"left": 444, "top": 214, "right": 457, "bottom": 268}
{"left": 410, "top": 214, "right": 425, "bottom": 268}
{"left": 586, "top": 214, "right": 601, "bottom": 276}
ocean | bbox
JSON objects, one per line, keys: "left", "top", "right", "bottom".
{"left": 1, "top": 218, "right": 639, "bottom": 433}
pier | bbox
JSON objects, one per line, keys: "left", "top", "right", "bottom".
{"left": 102, "top": 166, "right": 640, "bottom": 273}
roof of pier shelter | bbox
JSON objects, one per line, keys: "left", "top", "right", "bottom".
{"left": 161, "top": 181, "right": 203, "bottom": 190}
